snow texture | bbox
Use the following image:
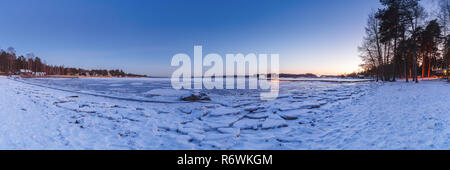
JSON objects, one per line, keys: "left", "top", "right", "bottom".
{"left": 0, "top": 76, "right": 448, "bottom": 150}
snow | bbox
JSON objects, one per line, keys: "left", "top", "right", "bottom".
{"left": 0, "top": 76, "right": 448, "bottom": 150}
{"left": 143, "top": 89, "right": 189, "bottom": 97}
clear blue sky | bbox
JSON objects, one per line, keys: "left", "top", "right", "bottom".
{"left": 0, "top": 0, "right": 384, "bottom": 76}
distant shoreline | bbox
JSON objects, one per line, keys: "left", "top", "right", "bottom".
{"left": 16, "top": 75, "right": 149, "bottom": 79}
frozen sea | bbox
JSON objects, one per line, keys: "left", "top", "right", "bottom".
{"left": 1, "top": 76, "right": 449, "bottom": 149}
{"left": 20, "top": 77, "right": 373, "bottom": 103}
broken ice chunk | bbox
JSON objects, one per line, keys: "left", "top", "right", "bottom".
{"left": 262, "top": 115, "right": 288, "bottom": 129}
{"left": 278, "top": 109, "right": 310, "bottom": 120}
{"left": 233, "top": 118, "right": 262, "bottom": 130}
{"left": 208, "top": 107, "right": 240, "bottom": 117}
{"left": 180, "top": 92, "right": 211, "bottom": 101}
{"left": 143, "top": 89, "right": 189, "bottom": 97}
{"left": 217, "top": 128, "right": 241, "bottom": 136}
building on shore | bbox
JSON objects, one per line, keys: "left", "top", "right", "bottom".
{"left": 33, "top": 72, "right": 46, "bottom": 77}
{"left": 17, "top": 69, "right": 46, "bottom": 77}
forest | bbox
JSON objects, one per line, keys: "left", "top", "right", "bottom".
{"left": 0, "top": 47, "right": 146, "bottom": 77}
{"left": 359, "top": 0, "right": 449, "bottom": 82}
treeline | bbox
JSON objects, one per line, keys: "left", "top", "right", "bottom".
{"left": 0, "top": 47, "right": 147, "bottom": 77}
{"left": 359, "top": 0, "right": 449, "bottom": 82}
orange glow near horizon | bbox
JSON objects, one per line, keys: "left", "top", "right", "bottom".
{"left": 280, "top": 49, "right": 363, "bottom": 76}
{"left": 280, "top": 66, "right": 362, "bottom": 76}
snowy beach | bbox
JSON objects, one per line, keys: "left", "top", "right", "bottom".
{"left": 0, "top": 76, "right": 448, "bottom": 150}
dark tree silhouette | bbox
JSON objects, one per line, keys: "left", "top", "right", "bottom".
{"left": 0, "top": 47, "right": 146, "bottom": 77}
{"left": 359, "top": 0, "right": 448, "bottom": 82}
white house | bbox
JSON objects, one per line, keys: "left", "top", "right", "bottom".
{"left": 18, "top": 69, "right": 46, "bottom": 77}
{"left": 19, "top": 69, "right": 32, "bottom": 74}
{"left": 33, "top": 72, "right": 46, "bottom": 77}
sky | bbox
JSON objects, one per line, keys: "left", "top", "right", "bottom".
{"left": 0, "top": 0, "right": 387, "bottom": 76}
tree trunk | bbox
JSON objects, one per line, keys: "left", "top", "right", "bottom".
{"left": 446, "top": 45, "right": 449, "bottom": 80}
{"left": 428, "top": 52, "right": 431, "bottom": 78}
{"left": 375, "top": 28, "right": 384, "bottom": 81}
{"left": 385, "top": 44, "right": 391, "bottom": 81}
{"left": 374, "top": 63, "right": 379, "bottom": 82}
{"left": 392, "top": 38, "right": 397, "bottom": 81}
{"left": 422, "top": 53, "right": 425, "bottom": 80}
{"left": 404, "top": 57, "right": 408, "bottom": 82}
{"left": 414, "top": 46, "right": 419, "bottom": 83}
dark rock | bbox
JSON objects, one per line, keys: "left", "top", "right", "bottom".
{"left": 181, "top": 92, "right": 211, "bottom": 101}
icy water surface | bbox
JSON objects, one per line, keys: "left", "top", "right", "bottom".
{"left": 16, "top": 77, "right": 377, "bottom": 149}
{"left": 22, "top": 77, "right": 372, "bottom": 102}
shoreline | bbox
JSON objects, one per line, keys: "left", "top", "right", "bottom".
{"left": 1, "top": 76, "right": 448, "bottom": 149}
{"left": 16, "top": 75, "right": 149, "bottom": 79}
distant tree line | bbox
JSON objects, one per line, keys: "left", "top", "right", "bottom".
{"left": 359, "top": 0, "right": 449, "bottom": 82}
{"left": 278, "top": 73, "right": 318, "bottom": 78}
{"left": 0, "top": 47, "right": 147, "bottom": 77}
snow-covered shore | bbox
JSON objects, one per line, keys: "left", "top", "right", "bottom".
{"left": 0, "top": 76, "right": 448, "bottom": 149}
